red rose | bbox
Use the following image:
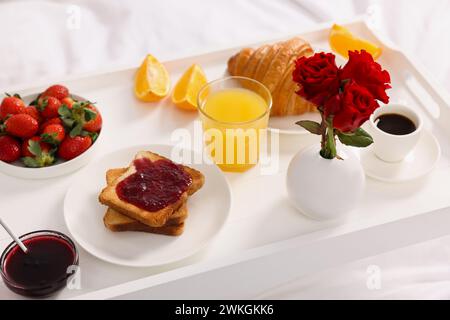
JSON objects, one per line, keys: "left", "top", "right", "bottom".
{"left": 332, "top": 81, "right": 380, "bottom": 132}
{"left": 340, "top": 50, "right": 391, "bottom": 104}
{"left": 292, "top": 52, "right": 340, "bottom": 106}
{"left": 323, "top": 93, "right": 342, "bottom": 119}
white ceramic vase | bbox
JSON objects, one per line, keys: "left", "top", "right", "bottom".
{"left": 286, "top": 145, "right": 365, "bottom": 220}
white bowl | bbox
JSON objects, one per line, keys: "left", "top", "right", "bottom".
{"left": 0, "top": 93, "right": 102, "bottom": 180}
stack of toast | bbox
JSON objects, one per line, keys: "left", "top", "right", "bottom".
{"left": 99, "top": 151, "right": 205, "bottom": 236}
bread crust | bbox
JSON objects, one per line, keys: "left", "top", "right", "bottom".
{"left": 272, "top": 44, "right": 313, "bottom": 116}
{"left": 104, "top": 208, "right": 185, "bottom": 236}
{"left": 253, "top": 43, "right": 281, "bottom": 83}
{"left": 99, "top": 151, "right": 204, "bottom": 227}
{"left": 242, "top": 44, "right": 269, "bottom": 79}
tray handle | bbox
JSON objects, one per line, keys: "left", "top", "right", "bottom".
{"left": 400, "top": 52, "right": 450, "bottom": 133}
{"left": 365, "top": 18, "right": 450, "bottom": 131}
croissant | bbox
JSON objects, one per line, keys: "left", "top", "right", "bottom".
{"left": 228, "top": 37, "right": 316, "bottom": 116}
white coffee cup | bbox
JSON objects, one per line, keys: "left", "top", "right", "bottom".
{"left": 368, "top": 104, "right": 422, "bottom": 162}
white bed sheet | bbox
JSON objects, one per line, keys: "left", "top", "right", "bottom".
{"left": 1, "top": 0, "right": 450, "bottom": 299}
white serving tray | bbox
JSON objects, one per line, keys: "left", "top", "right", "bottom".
{"left": 1, "top": 17, "right": 450, "bottom": 300}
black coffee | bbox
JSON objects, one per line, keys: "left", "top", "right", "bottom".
{"left": 375, "top": 113, "right": 416, "bottom": 135}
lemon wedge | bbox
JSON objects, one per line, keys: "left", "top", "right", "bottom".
{"left": 329, "top": 24, "right": 382, "bottom": 59}
{"left": 134, "top": 54, "right": 170, "bottom": 102}
{"left": 172, "top": 64, "right": 208, "bottom": 111}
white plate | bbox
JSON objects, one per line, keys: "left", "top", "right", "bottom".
{"left": 63, "top": 144, "right": 231, "bottom": 267}
{"left": 0, "top": 94, "right": 102, "bottom": 179}
{"left": 360, "top": 130, "right": 441, "bottom": 183}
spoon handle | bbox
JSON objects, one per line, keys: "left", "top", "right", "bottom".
{"left": 0, "top": 219, "right": 28, "bottom": 254}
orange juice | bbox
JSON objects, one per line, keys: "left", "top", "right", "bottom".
{"left": 200, "top": 87, "right": 271, "bottom": 172}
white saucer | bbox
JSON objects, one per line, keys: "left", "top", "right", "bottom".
{"left": 64, "top": 144, "right": 231, "bottom": 267}
{"left": 360, "top": 130, "right": 441, "bottom": 183}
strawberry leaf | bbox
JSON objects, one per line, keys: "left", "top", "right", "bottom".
{"left": 84, "top": 108, "right": 97, "bottom": 122}
{"left": 22, "top": 152, "right": 55, "bottom": 168}
{"left": 58, "top": 105, "right": 72, "bottom": 117}
{"left": 70, "top": 123, "right": 83, "bottom": 137}
{"left": 82, "top": 130, "right": 99, "bottom": 142}
{"left": 41, "top": 133, "right": 59, "bottom": 145}
{"left": 36, "top": 98, "right": 48, "bottom": 112}
{"left": 62, "top": 118, "right": 75, "bottom": 128}
{"left": 28, "top": 140, "right": 42, "bottom": 156}
{"left": 38, "top": 152, "right": 55, "bottom": 167}
{"left": 22, "top": 157, "right": 40, "bottom": 168}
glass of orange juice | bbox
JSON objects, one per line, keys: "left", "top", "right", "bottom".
{"left": 197, "top": 76, "right": 272, "bottom": 172}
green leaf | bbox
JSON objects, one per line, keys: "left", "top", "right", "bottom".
{"left": 28, "top": 140, "right": 42, "bottom": 156}
{"left": 38, "top": 152, "right": 55, "bottom": 167}
{"left": 58, "top": 104, "right": 72, "bottom": 117}
{"left": 13, "top": 93, "right": 22, "bottom": 99}
{"left": 337, "top": 128, "right": 373, "bottom": 148}
{"left": 295, "top": 120, "right": 322, "bottom": 135}
{"left": 37, "top": 98, "right": 48, "bottom": 111}
{"left": 62, "top": 118, "right": 75, "bottom": 128}
{"left": 41, "top": 133, "right": 59, "bottom": 145}
{"left": 71, "top": 102, "right": 81, "bottom": 110}
{"left": 82, "top": 130, "right": 98, "bottom": 142}
{"left": 84, "top": 108, "right": 97, "bottom": 122}
{"left": 22, "top": 152, "right": 55, "bottom": 168}
{"left": 70, "top": 123, "right": 83, "bottom": 137}
{"left": 22, "top": 157, "right": 40, "bottom": 168}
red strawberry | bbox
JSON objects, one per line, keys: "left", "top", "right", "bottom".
{"left": 21, "top": 136, "right": 50, "bottom": 157}
{"left": 21, "top": 137, "right": 55, "bottom": 167}
{"left": 24, "top": 105, "right": 41, "bottom": 122}
{"left": 43, "top": 85, "right": 69, "bottom": 100}
{"left": 58, "top": 136, "right": 92, "bottom": 160}
{"left": 5, "top": 114, "right": 39, "bottom": 138}
{"left": 0, "top": 136, "right": 21, "bottom": 163}
{"left": 83, "top": 105, "right": 102, "bottom": 132}
{"left": 0, "top": 96, "right": 26, "bottom": 119}
{"left": 37, "top": 96, "right": 61, "bottom": 119}
{"left": 61, "top": 97, "right": 75, "bottom": 109}
{"left": 40, "top": 117, "right": 62, "bottom": 132}
{"left": 41, "top": 124, "right": 65, "bottom": 144}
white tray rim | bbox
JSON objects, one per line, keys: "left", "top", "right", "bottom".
{"left": 74, "top": 17, "right": 450, "bottom": 299}
{"left": 3, "top": 16, "right": 450, "bottom": 300}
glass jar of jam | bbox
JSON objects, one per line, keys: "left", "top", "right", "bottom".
{"left": 0, "top": 230, "right": 79, "bottom": 297}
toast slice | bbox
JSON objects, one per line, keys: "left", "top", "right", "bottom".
{"left": 99, "top": 151, "right": 205, "bottom": 227}
{"left": 105, "top": 168, "right": 188, "bottom": 225}
{"left": 103, "top": 207, "right": 185, "bottom": 236}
